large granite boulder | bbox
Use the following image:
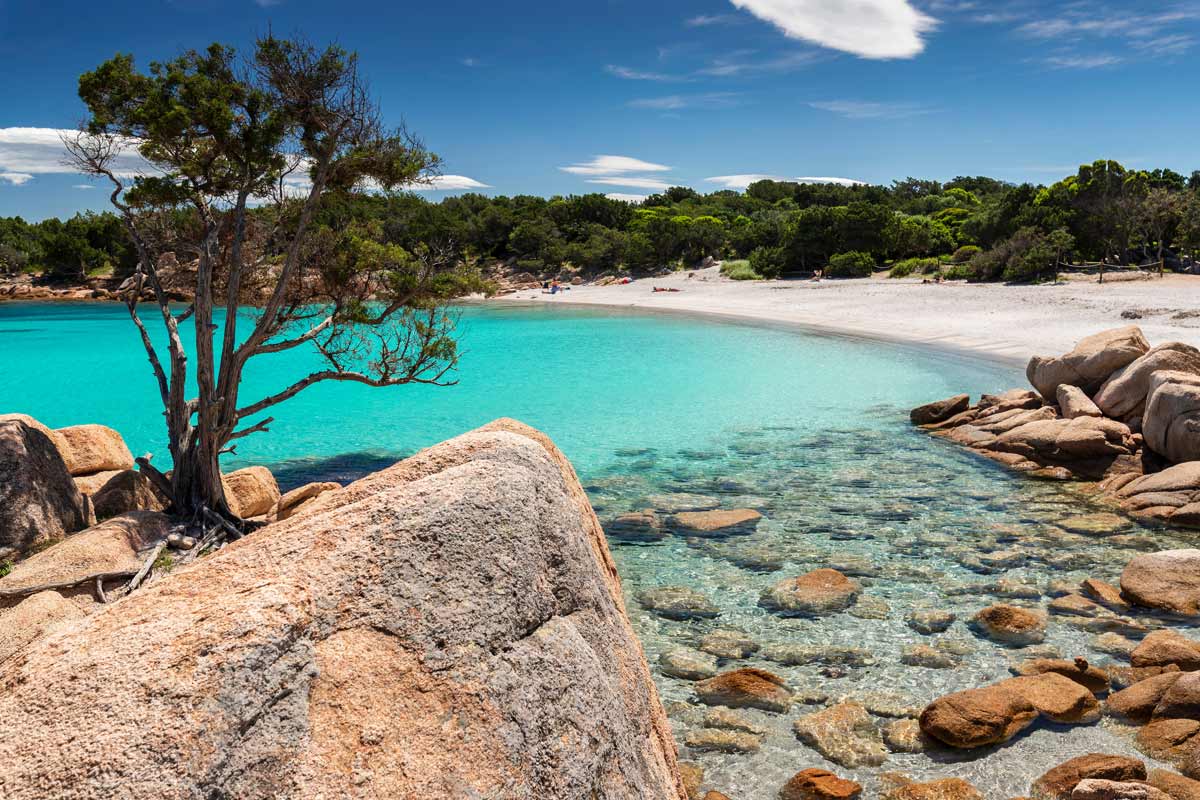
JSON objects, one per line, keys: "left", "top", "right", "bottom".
{"left": 1144, "top": 371, "right": 1200, "bottom": 463}
{"left": 1028, "top": 327, "right": 1150, "bottom": 401}
{"left": 0, "top": 590, "right": 85, "bottom": 664}
{"left": 222, "top": 465, "right": 281, "bottom": 519}
{"left": 1058, "top": 385, "right": 1103, "bottom": 419}
{"left": 991, "top": 416, "right": 1135, "bottom": 463}
{"left": 0, "top": 419, "right": 89, "bottom": 557}
{"left": 911, "top": 395, "right": 970, "bottom": 426}
{"left": 273, "top": 481, "right": 341, "bottom": 522}
{"left": 91, "top": 469, "right": 168, "bottom": 520}
{"left": 0, "top": 420, "right": 687, "bottom": 800}
{"left": 1095, "top": 343, "right": 1200, "bottom": 420}
{"left": 54, "top": 423, "right": 134, "bottom": 476}
{"left": 1121, "top": 550, "right": 1200, "bottom": 617}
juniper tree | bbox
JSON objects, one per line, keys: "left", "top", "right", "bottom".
{"left": 65, "top": 37, "right": 479, "bottom": 524}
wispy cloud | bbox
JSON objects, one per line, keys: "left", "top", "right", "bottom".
{"left": 809, "top": 100, "right": 934, "bottom": 119}
{"left": 1043, "top": 53, "right": 1123, "bottom": 69}
{"left": 728, "top": 0, "right": 938, "bottom": 59}
{"left": 586, "top": 176, "right": 674, "bottom": 190}
{"left": 0, "top": 172, "right": 34, "bottom": 186}
{"left": 797, "top": 176, "right": 866, "bottom": 186}
{"left": 560, "top": 155, "right": 671, "bottom": 176}
{"left": 461, "top": 57, "right": 480, "bottom": 67}
{"left": 697, "top": 49, "right": 821, "bottom": 76}
{"left": 605, "top": 64, "right": 686, "bottom": 82}
{"left": 72, "top": 183, "right": 94, "bottom": 190}
{"left": 706, "top": 174, "right": 787, "bottom": 189}
{"left": 628, "top": 92, "right": 741, "bottom": 110}
{"left": 412, "top": 175, "right": 491, "bottom": 191}
{"left": 686, "top": 13, "right": 740, "bottom": 27}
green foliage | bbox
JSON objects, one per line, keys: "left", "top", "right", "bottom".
{"left": 0, "top": 559, "right": 12, "bottom": 578}
{"left": 951, "top": 245, "right": 981, "bottom": 263}
{"left": 888, "top": 257, "right": 941, "bottom": 278}
{"left": 720, "top": 259, "right": 761, "bottom": 281}
{"left": 748, "top": 246, "right": 787, "bottom": 279}
{"left": 153, "top": 550, "right": 176, "bottom": 573}
{"left": 826, "top": 251, "right": 876, "bottom": 278}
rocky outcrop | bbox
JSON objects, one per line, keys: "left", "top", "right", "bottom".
{"left": 1027, "top": 327, "right": 1149, "bottom": 400}
{"left": 1108, "top": 464, "right": 1200, "bottom": 527}
{"left": 1121, "top": 550, "right": 1200, "bottom": 617}
{"left": 1059, "top": 385, "right": 1104, "bottom": 419}
{"left": 0, "top": 419, "right": 89, "bottom": 557}
{"left": 0, "top": 420, "right": 687, "bottom": 800}
{"left": 1094, "top": 343, "right": 1200, "bottom": 421}
{"left": 54, "top": 423, "right": 134, "bottom": 476}
{"left": 911, "top": 394, "right": 970, "bottom": 426}
{"left": 222, "top": 464, "right": 281, "bottom": 519}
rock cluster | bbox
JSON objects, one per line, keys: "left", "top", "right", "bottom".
{"left": 912, "top": 326, "right": 1200, "bottom": 526}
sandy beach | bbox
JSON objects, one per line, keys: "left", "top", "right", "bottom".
{"left": 501, "top": 267, "right": 1200, "bottom": 365}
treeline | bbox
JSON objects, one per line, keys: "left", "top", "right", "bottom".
{"left": 6, "top": 159, "right": 1200, "bottom": 285}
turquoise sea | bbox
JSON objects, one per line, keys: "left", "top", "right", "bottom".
{"left": 2, "top": 301, "right": 1196, "bottom": 797}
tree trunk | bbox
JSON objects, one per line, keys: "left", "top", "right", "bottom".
{"left": 169, "top": 438, "right": 231, "bottom": 519}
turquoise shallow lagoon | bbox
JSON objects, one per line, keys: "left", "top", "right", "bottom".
{"left": 2, "top": 301, "right": 1197, "bottom": 797}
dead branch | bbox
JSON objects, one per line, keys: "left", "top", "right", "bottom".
{"left": 0, "top": 571, "right": 137, "bottom": 601}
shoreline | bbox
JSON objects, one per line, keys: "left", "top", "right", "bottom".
{"left": 495, "top": 267, "right": 1200, "bottom": 367}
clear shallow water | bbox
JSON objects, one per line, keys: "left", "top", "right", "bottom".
{"left": 2, "top": 301, "right": 1197, "bottom": 797}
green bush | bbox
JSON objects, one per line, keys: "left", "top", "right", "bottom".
{"left": 952, "top": 245, "right": 981, "bottom": 263}
{"left": 888, "top": 257, "right": 941, "bottom": 278}
{"left": 720, "top": 259, "right": 761, "bottom": 280}
{"left": 826, "top": 251, "right": 876, "bottom": 278}
{"left": 748, "top": 246, "right": 787, "bottom": 279}
{"left": 941, "top": 263, "right": 975, "bottom": 281}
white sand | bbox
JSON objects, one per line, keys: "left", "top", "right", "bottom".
{"left": 499, "top": 268, "right": 1200, "bottom": 365}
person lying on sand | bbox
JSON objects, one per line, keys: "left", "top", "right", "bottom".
{"left": 652, "top": 287, "right": 682, "bottom": 293}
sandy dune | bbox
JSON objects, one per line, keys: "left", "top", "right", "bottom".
{"left": 500, "top": 267, "right": 1200, "bottom": 365}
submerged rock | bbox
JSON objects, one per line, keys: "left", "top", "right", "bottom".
{"left": 0, "top": 419, "right": 89, "bottom": 557}
{"left": 660, "top": 648, "right": 719, "bottom": 681}
{"left": 971, "top": 604, "right": 1048, "bottom": 646}
{"left": 780, "top": 768, "right": 863, "bottom": 800}
{"left": 1031, "top": 754, "right": 1147, "bottom": 800}
{"left": 906, "top": 609, "right": 956, "bottom": 635}
{"left": 1012, "top": 658, "right": 1111, "bottom": 694}
{"left": 919, "top": 683, "right": 1038, "bottom": 749}
{"left": 793, "top": 701, "right": 887, "bottom": 769}
{"left": 697, "top": 628, "right": 759, "bottom": 659}
{"left": 1071, "top": 779, "right": 1171, "bottom": 800}
{"left": 637, "top": 586, "right": 721, "bottom": 621}
{"left": 1131, "top": 630, "right": 1200, "bottom": 670}
{"left": 882, "top": 778, "right": 983, "bottom": 800}
{"left": 669, "top": 508, "right": 763, "bottom": 537}
{"left": 0, "top": 420, "right": 688, "bottom": 800}
{"left": 759, "top": 569, "right": 861, "bottom": 616}
{"left": 694, "top": 668, "right": 791, "bottom": 713}
{"left": 684, "top": 727, "right": 760, "bottom": 754}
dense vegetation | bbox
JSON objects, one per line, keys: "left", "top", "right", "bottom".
{"left": 6, "top": 159, "right": 1200, "bottom": 284}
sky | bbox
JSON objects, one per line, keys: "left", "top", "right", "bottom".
{"left": 2, "top": 0, "right": 1200, "bottom": 219}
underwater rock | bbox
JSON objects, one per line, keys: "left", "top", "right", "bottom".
{"left": 669, "top": 508, "right": 763, "bottom": 537}
{"left": 697, "top": 628, "right": 760, "bottom": 659}
{"left": 694, "top": 668, "right": 791, "bottom": 713}
{"left": 901, "top": 644, "right": 959, "bottom": 669}
{"left": 1030, "top": 754, "right": 1147, "bottom": 800}
{"left": 779, "top": 768, "right": 863, "bottom": 800}
{"left": 636, "top": 586, "right": 721, "bottom": 621}
{"left": 1012, "top": 658, "right": 1111, "bottom": 694}
{"left": 684, "top": 727, "right": 760, "bottom": 754}
{"left": 792, "top": 701, "right": 887, "bottom": 769}
{"left": 660, "top": 648, "right": 719, "bottom": 681}
{"left": 906, "top": 609, "right": 956, "bottom": 635}
{"left": 919, "top": 683, "right": 1038, "bottom": 749}
{"left": 759, "top": 569, "right": 861, "bottom": 616}
{"left": 971, "top": 604, "right": 1048, "bottom": 646}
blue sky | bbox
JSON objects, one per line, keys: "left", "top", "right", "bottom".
{"left": 2, "top": 0, "right": 1200, "bottom": 219}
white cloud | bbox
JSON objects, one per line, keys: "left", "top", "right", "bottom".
{"left": 1044, "top": 54, "right": 1122, "bottom": 69}
{"left": 697, "top": 50, "right": 820, "bottom": 76}
{"left": 586, "top": 176, "right": 674, "bottom": 190}
{"left": 461, "top": 57, "right": 480, "bottom": 67}
{"left": 72, "top": 183, "right": 95, "bottom": 190}
{"left": 809, "top": 100, "right": 934, "bottom": 119}
{"left": 606, "top": 193, "right": 648, "bottom": 203}
{"left": 729, "top": 0, "right": 937, "bottom": 59}
{"left": 796, "top": 176, "right": 866, "bottom": 186}
{"left": 0, "top": 127, "right": 152, "bottom": 185}
{"left": 706, "top": 174, "right": 787, "bottom": 189}
{"left": 561, "top": 155, "right": 671, "bottom": 176}
{"left": 410, "top": 174, "right": 491, "bottom": 191}
{"left": 686, "top": 13, "right": 739, "bottom": 26}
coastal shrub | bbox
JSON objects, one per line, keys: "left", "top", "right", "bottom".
{"left": 941, "top": 263, "right": 975, "bottom": 281}
{"left": 825, "top": 251, "right": 876, "bottom": 278}
{"left": 748, "top": 246, "right": 787, "bottom": 279}
{"left": 0, "top": 559, "right": 11, "bottom": 578}
{"left": 720, "top": 259, "right": 760, "bottom": 280}
{"left": 952, "top": 245, "right": 981, "bottom": 263}
{"left": 888, "top": 257, "right": 940, "bottom": 278}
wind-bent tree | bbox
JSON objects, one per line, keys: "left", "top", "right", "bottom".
{"left": 65, "top": 38, "right": 480, "bottom": 524}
